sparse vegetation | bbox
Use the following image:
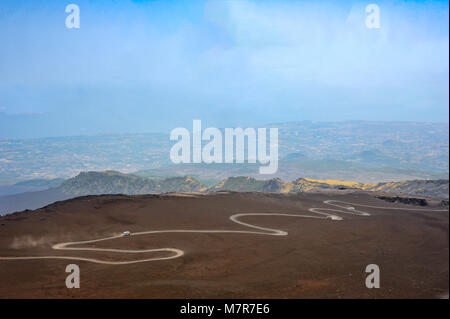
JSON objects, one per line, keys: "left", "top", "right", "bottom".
{"left": 1, "top": 171, "right": 448, "bottom": 215}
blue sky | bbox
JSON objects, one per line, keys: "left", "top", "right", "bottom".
{"left": 0, "top": 0, "right": 448, "bottom": 138}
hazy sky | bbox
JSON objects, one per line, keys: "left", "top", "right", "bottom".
{"left": 0, "top": 0, "right": 448, "bottom": 138}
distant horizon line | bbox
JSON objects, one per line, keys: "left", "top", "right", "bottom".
{"left": 1, "top": 119, "right": 449, "bottom": 142}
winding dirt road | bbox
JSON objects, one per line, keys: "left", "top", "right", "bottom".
{"left": 0, "top": 200, "right": 447, "bottom": 265}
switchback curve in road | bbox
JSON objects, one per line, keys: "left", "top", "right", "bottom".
{"left": 0, "top": 199, "right": 447, "bottom": 265}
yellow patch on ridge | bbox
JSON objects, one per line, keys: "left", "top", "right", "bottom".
{"left": 304, "top": 178, "right": 363, "bottom": 188}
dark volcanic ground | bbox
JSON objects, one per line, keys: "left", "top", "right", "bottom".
{"left": 0, "top": 191, "right": 448, "bottom": 298}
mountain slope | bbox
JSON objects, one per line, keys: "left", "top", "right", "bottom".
{"left": 59, "top": 171, "right": 206, "bottom": 196}
{"left": 0, "top": 171, "right": 207, "bottom": 215}
{"left": 59, "top": 171, "right": 159, "bottom": 196}
{"left": 1, "top": 171, "right": 448, "bottom": 215}
{"left": 364, "top": 179, "right": 449, "bottom": 199}
{"left": 211, "top": 176, "right": 449, "bottom": 199}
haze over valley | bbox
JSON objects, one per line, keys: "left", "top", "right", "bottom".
{"left": 0, "top": 0, "right": 448, "bottom": 300}
{"left": 1, "top": 121, "right": 447, "bottom": 185}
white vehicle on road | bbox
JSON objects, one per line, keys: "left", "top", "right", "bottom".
{"left": 1, "top": 200, "right": 447, "bottom": 265}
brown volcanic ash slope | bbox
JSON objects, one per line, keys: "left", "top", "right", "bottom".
{"left": 0, "top": 192, "right": 448, "bottom": 298}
